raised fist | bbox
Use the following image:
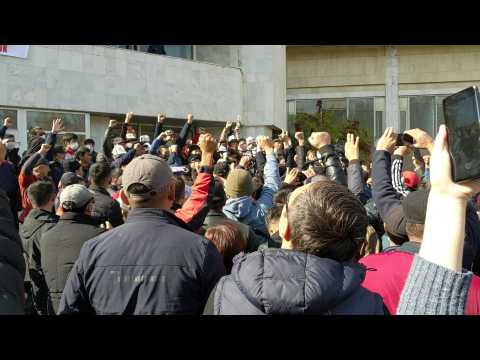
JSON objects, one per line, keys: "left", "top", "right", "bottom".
{"left": 3, "top": 117, "right": 13, "bottom": 128}
{"left": 198, "top": 133, "right": 217, "bottom": 154}
{"left": 187, "top": 114, "right": 194, "bottom": 125}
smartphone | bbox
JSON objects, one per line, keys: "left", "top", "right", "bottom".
{"left": 443, "top": 86, "right": 480, "bottom": 182}
{"left": 394, "top": 133, "right": 414, "bottom": 147}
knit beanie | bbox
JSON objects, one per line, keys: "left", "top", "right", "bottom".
{"left": 225, "top": 169, "right": 254, "bottom": 198}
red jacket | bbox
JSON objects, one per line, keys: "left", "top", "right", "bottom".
{"left": 18, "top": 170, "right": 37, "bottom": 223}
{"left": 114, "top": 169, "right": 213, "bottom": 232}
{"left": 360, "top": 246, "right": 480, "bottom": 315}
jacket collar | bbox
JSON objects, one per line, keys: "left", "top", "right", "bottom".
{"left": 89, "top": 184, "right": 110, "bottom": 196}
{"left": 59, "top": 212, "right": 97, "bottom": 225}
{"left": 126, "top": 208, "right": 192, "bottom": 232}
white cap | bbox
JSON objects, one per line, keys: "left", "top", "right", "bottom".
{"left": 246, "top": 136, "right": 255, "bottom": 144}
{"left": 228, "top": 135, "right": 236, "bottom": 142}
{"left": 139, "top": 135, "right": 151, "bottom": 143}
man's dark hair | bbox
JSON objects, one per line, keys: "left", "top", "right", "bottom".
{"left": 63, "top": 159, "right": 81, "bottom": 173}
{"left": 211, "top": 179, "right": 227, "bottom": 211}
{"left": 273, "top": 186, "right": 295, "bottom": 205}
{"left": 62, "top": 133, "right": 78, "bottom": 144}
{"left": 84, "top": 138, "right": 95, "bottom": 146}
{"left": 74, "top": 146, "right": 91, "bottom": 161}
{"left": 214, "top": 162, "right": 229, "bottom": 178}
{"left": 27, "top": 181, "right": 56, "bottom": 208}
{"left": 174, "top": 175, "right": 185, "bottom": 202}
{"left": 288, "top": 181, "right": 368, "bottom": 262}
{"left": 266, "top": 205, "right": 283, "bottom": 230}
{"left": 89, "top": 162, "right": 112, "bottom": 186}
{"left": 405, "top": 222, "right": 425, "bottom": 239}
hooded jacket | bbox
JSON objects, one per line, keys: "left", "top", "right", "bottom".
{"left": 212, "top": 249, "right": 386, "bottom": 315}
{"left": 223, "top": 153, "right": 280, "bottom": 238}
{"left": 0, "top": 190, "right": 26, "bottom": 314}
{"left": 20, "top": 208, "right": 58, "bottom": 314}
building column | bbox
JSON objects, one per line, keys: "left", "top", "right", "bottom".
{"left": 385, "top": 45, "right": 400, "bottom": 131}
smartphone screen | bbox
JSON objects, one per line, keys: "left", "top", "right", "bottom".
{"left": 443, "top": 86, "right": 480, "bottom": 182}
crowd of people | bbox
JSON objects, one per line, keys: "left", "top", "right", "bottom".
{"left": 0, "top": 111, "right": 478, "bottom": 315}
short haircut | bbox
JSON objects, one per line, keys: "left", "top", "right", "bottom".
{"left": 89, "top": 162, "right": 112, "bottom": 185}
{"left": 62, "top": 200, "right": 92, "bottom": 214}
{"left": 27, "top": 181, "right": 56, "bottom": 208}
{"left": 84, "top": 138, "right": 95, "bottom": 145}
{"left": 204, "top": 222, "right": 246, "bottom": 273}
{"left": 127, "top": 181, "right": 173, "bottom": 209}
{"left": 174, "top": 175, "right": 185, "bottom": 201}
{"left": 288, "top": 181, "right": 368, "bottom": 262}
{"left": 74, "top": 146, "right": 91, "bottom": 161}
{"left": 266, "top": 205, "right": 283, "bottom": 230}
{"left": 406, "top": 222, "right": 425, "bottom": 239}
{"left": 62, "top": 133, "right": 78, "bottom": 144}
{"left": 273, "top": 186, "right": 295, "bottom": 205}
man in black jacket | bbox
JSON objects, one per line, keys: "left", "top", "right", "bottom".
{"left": 20, "top": 181, "right": 58, "bottom": 315}
{"left": 0, "top": 189, "right": 26, "bottom": 314}
{"left": 308, "top": 131, "right": 348, "bottom": 187}
{"left": 88, "top": 162, "right": 124, "bottom": 228}
{"left": 59, "top": 154, "right": 225, "bottom": 315}
{"left": 41, "top": 184, "right": 104, "bottom": 314}
{"left": 209, "top": 180, "right": 386, "bottom": 315}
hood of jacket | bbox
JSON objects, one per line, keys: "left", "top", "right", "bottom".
{"left": 229, "top": 249, "right": 368, "bottom": 314}
{"left": 20, "top": 209, "right": 58, "bottom": 240}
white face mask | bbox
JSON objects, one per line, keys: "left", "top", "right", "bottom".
{"left": 85, "top": 144, "right": 93, "bottom": 152}
{"left": 70, "top": 142, "right": 79, "bottom": 151}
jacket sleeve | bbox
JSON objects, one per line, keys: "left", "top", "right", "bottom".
{"left": 256, "top": 154, "right": 281, "bottom": 212}
{"left": 255, "top": 151, "right": 266, "bottom": 177}
{"left": 102, "top": 127, "right": 115, "bottom": 160}
{"left": 347, "top": 160, "right": 368, "bottom": 205}
{"left": 176, "top": 122, "right": 191, "bottom": 149}
{"left": 295, "top": 145, "right": 305, "bottom": 170}
{"left": 200, "top": 241, "right": 226, "bottom": 314}
{"left": 397, "top": 255, "right": 472, "bottom": 315}
{"left": 154, "top": 122, "right": 163, "bottom": 139}
{"left": 0, "top": 125, "right": 7, "bottom": 140}
{"left": 149, "top": 137, "right": 165, "bottom": 156}
{"left": 372, "top": 150, "right": 403, "bottom": 222}
{"left": 109, "top": 199, "right": 125, "bottom": 228}
{"left": 167, "top": 152, "right": 184, "bottom": 167}
{"left": 45, "top": 132, "right": 56, "bottom": 161}
{"left": 21, "top": 152, "right": 42, "bottom": 178}
{"left": 318, "top": 144, "right": 347, "bottom": 187}
{"left": 285, "top": 146, "right": 296, "bottom": 169}
{"left": 175, "top": 168, "right": 214, "bottom": 231}
{"left": 120, "top": 122, "right": 128, "bottom": 141}
{"left": 58, "top": 244, "right": 95, "bottom": 314}
{"left": 391, "top": 155, "right": 410, "bottom": 197}
{"left": 111, "top": 149, "right": 136, "bottom": 169}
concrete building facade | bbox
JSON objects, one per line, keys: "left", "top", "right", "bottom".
{"left": 2, "top": 44, "right": 480, "bottom": 154}
{"left": 0, "top": 45, "right": 287, "bottom": 153}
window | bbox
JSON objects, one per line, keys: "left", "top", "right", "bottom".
{"left": 26, "top": 111, "right": 87, "bottom": 146}
{"left": 110, "top": 45, "right": 193, "bottom": 60}
{"left": 410, "top": 96, "right": 435, "bottom": 136}
{"left": 348, "top": 98, "right": 374, "bottom": 137}
{"left": 0, "top": 108, "right": 18, "bottom": 129}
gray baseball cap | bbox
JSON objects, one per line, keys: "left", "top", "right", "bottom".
{"left": 60, "top": 184, "right": 94, "bottom": 210}
{"left": 122, "top": 154, "right": 174, "bottom": 200}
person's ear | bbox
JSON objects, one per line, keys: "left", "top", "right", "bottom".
{"left": 279, "top": 206, "right": 292, "bottom": 247}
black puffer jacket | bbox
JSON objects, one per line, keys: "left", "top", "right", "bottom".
{"left": 89, "top": 185, "right": 124, "bottom": 228}
{"left": 41, "top": 212, "right": 104, "bottom": 314}
{"left": 0, "top": 190, "right": 26, "bottom": 314}
{"left": 211, "top": 249, "right": 386, "bottom": 315}
{"left": 318, "top": 144, "right": 348, "bottom": 187}
{"left": 20, "top": 208, "right": 58, "bottom": 314}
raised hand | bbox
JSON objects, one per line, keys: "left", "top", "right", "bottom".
{"left": 39, "top": 143, "right": 51, "bottom": 155}
{"left": 404, "top": 128, "right": 434, "bottom": 152}
{"left": 109, "top": 119, "right": 118, "bottom": 128}
{"left": 239, "top": 155, "right": 252, "bottom": 168}
{"left": 308, "top": 131, "right": 331, "bottom": 150}
{"left": 51, "top": 118, "right": 64, "bottom": 134}
{"left": 376, "top": 128, "right": 396, "bottom": 153}
{"left": 198, "top": 133, "right": 217, "bottom": 154}
{"left": 187, "top": 114, "right": 194, "bottom": 125}
{"left": 225, "top": 121, "right": 233, "bottom": 129}
{"left": 257, "top": 136, "right": 274, "bottom": 154}
{"left": 125, "top": 112, "right": 134, "bottom": 124}
{"left": 157, "top": 114, "right": 166, "bottom": 123}
{"left": 284, "top": 167, "right": 300, "bottom": 185}
{"left": 344, "top": 133, "right": 360, "bottom": 161}
{"left": 3, "top": 117, "right": 13, "bottom": 128}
